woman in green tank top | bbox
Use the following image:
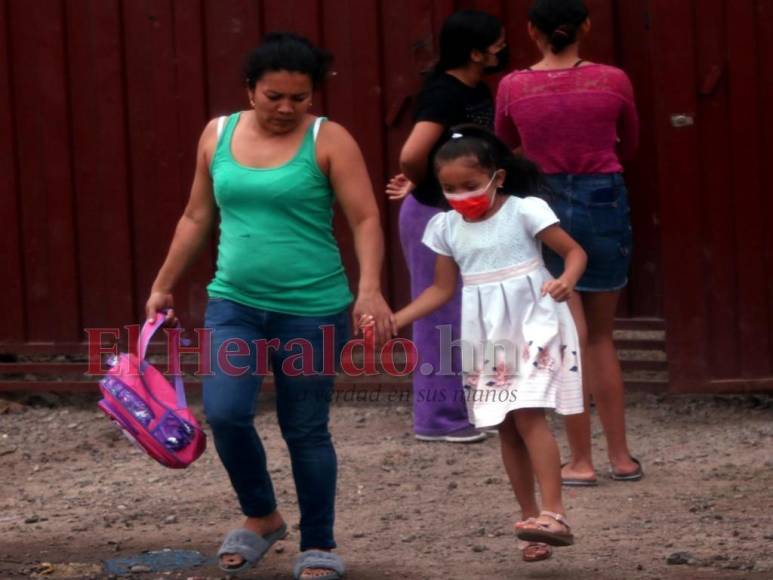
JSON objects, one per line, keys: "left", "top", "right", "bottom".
{"left": 144, "top": 33, "right": 393, "bottom": 579}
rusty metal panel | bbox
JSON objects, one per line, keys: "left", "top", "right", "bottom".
{"left": 651, "top": 0, "right": 773, "bottom": 391}
{"left": 1, "top": 0, "right": 771, "bottom": 392}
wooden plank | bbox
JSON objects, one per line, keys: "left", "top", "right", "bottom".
{"left": 8, "top": 0, "right": 80, "bottom": 342}
{"left": 203, "top": 0, "right": 262, "bottom": 116}
{"left": 0, "top": 342, "right": 89, "bottom": 356}
{"left": 381, "top": 0, "right": 435, "bottom": 319}
{"left": 581, "top": 0, "right": 615, "bottom": 64}
{"left": 503, "top": 1, "right": 540, "bottom": 69}
{"left": 649, "top": 0, "right": 709, "bottom": 391}
{"left": 706, "top": 377, "right": 773, "bottom": 393}
{"left": 262, "top": 0, "right": 322, "bottom": 109}
{"left": 0, "top": 377, "right": 414, "bottom": 393}
{"left": 173, "top": 0, "right": 213, "bottom": 328}
{"left": 262, "top": 0, "right": 319, "bottom": 39}
{"left": 692, "top": 0, "right": 738, "bottom": 379}
{"left": 321, "top": 0, "right": 386, "bottom": 298}
{"left": 65, "top": 0, "right": 135, "bottom": 331}
{"left": 432, "top": 0, "right": 455, "bottom": 38}
{"left": 460, "top": 0, "right": 503, "bottom": 16}
{"left": 726, "top": 0, "right": 770, "bottom": 376}
{"left": 758, "top": 0, "right": 773, "bottom": 370}
{"left": 0, "top": 0, "right": 25, "bottom": 343}
{"left": 615, "top": 0, "right": 663, "bottom": 319}
{"left": 122, "top": 0, "right": 189, "bottom": 326}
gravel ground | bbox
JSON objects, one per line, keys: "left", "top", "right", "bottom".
{"left": 1, "top": 391, "right": 772, "bottom": 579}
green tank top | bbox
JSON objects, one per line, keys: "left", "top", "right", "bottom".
{"left": 207, "top": 113, "right": 353, "bottom": 316}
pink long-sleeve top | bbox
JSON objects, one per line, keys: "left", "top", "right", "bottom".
{"left": 495, "top": 64, "right": 639, "bottom": 174}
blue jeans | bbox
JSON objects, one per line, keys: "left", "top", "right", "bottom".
{"left": 202, "top": 298, "right": 349, "bottom": 550}
{"left": 541, "top": 173, "right": 633, "bottom": 292}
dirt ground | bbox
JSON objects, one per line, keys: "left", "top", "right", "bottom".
{"left": 1, "top": 390, "right": 772, "bottom": 580}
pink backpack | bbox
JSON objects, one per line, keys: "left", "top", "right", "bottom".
{"left": 97, "top": 313, "right": 206, "bottom": 468}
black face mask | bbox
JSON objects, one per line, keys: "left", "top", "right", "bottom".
{"left": 484, "top": 46, "right": 510, "bottom": 74}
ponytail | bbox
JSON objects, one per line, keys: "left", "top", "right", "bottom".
{"left": 528, "top": 0, "right": 589, "bottom": 54}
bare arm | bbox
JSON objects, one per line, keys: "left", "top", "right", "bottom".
{"left": 393, "top": 255, "right": 459, "bottom": 329}
{"left": 145, "top": 119, "right": 219, "bottom": 322}
{"left": 398, "top": 121, "right": 445, "bottom": 184}
{"left": 319, "top": 120, "right": 395, "bottom": 343}
{"left": 537, "top": 225, "right": 587, "bottom": 302}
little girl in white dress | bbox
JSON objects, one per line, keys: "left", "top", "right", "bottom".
{"left": 366, "top": 125, "right": 587, "bottom": 563}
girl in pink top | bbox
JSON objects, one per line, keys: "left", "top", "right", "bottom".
{"left": 495, "top": 0, "right": 643, "bottom": 490}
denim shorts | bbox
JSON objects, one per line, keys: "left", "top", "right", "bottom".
{"left": 541, "top": 173, "right": 633, "bottom": 292}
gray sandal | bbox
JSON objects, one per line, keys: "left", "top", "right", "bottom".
{"left": 293, "top": 550, "right": 345, "bottom": 580}
{"left": 217, "top": 523, "right": 288, "bottom": 574}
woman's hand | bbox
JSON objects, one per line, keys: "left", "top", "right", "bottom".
{"left": 541, "top": 277, "right": 573, "bottom": 302}
{"left": 145, "top": 291, "right": 177, "bottom": 324}
{"left": 352, "top": 291, "right": 397, "bottom": 346}
{"left": 386, "top": 173, "right": 414, "bottom": 201}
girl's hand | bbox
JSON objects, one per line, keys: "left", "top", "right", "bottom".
{"left": 359, "top": 314, "right": 376, "bottom": 339}
{"left": 386, "top": 173, "right": 414, "bottom": 201}
{"left": 542, "top": 278, "right": 573, "bottom": 302}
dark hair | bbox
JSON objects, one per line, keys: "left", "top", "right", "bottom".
{"left": 434, "top": 125, "right": 542, "bottom": 196}
{"left": 528, "top": 0, "right": 589, "bottom": 54}
{"left": 433, "top": 10, "right": 503, "bottom": 74}
{"left": 243, "top": 32, "right": 332, "bottom": 89}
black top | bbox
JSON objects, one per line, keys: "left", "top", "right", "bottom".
{"left": 411, "top": 73, "right": 494, "bottom": 207}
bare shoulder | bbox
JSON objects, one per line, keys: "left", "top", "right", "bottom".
{"left": 200, "top": 116, "right": 223, "bottom": 151}
{"left": 317, "top": 119, "right": 355, "bottom": 145}
{"left": 316, "top": 118, "right": 362, "bottom": 168}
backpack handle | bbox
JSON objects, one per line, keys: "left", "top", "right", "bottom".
{"left": 137, "top": 311, "right": 187, "bottom": 408}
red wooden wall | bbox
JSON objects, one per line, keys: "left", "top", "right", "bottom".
{"left": 0, "top": 0, "right": 771, "bottom": 392}
{"left": 650, "top": 0, "right": 773, "bottom": 392}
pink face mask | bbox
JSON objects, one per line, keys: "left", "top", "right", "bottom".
{"left": 443, "top": 174, "right": 498, "bottom": 220}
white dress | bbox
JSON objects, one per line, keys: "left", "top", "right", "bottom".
{"left": 422, "top": 196, "right": 584, "bottom": 428}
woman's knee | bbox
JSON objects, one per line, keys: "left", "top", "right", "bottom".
{"left": 204, "top": 402, "right": 254, "bottom": 432}
{"left": 279, "top": 414, "right": 332, "bottom": 449}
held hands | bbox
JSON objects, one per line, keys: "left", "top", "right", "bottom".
{"left": 541, "top": 277, "right": 574, "bottom": 302}
{"left": 358, "top": 312, "right": 399, "bottom": 341}
{"left": 386, "top": 173, "right": 414, "bottom": 201}
{"left": 359, "top": 314, "right": 376, "bottom": 339}
{"left": 352, "top": 291, "right": 398, "bottom": 346}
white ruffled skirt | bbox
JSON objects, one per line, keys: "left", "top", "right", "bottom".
{"left": 459, "top": 258, "right": 584, "bottom": 428}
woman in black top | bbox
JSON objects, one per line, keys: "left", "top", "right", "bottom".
{"left": 387, "top": 10, "right": 508, "bottom": 443}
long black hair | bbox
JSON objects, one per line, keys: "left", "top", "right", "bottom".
{"left": 528, "top": 0, "right": 589, "bottom": 54}
{"left": 434, "top": 124, "right": 543, "bottom": 197}
{"left": 432, "top": 10, "right": 503, "bottom": 74}
{"left": 243, "top": 32, "right": 332, "bottom": 89}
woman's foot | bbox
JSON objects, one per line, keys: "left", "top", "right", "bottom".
{"left": 561, "top": 461, "right": 597, "bottom": 486}
{"left": 610, "top": 456, "right": 644, "bottom": 481}
{"left": 219, "top": 511, "right": 286, "bottom": 570}
{"left": 296, "top": 548, "right": 343, "bottom": 579}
